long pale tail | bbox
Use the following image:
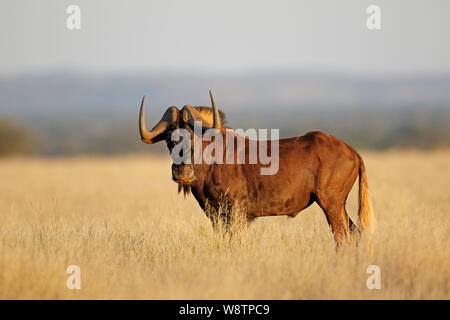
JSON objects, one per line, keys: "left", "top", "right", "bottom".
{"left": 358, "top": 158, "right": 375, "bottom": 234}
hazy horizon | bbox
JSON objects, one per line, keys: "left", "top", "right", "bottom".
{"left": 1, "top": 0, "right": 450, "bottom": 76}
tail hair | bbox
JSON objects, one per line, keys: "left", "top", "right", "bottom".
{"left": 358, "top": 158, "right": 375, "bottom": 234}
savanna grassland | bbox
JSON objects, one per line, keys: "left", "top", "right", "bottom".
{"left": 0, "top": 150, "right": 448, "bottom": 299}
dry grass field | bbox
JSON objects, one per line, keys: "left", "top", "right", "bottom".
{"left": 0, "top": 150, "right": 448, "bottom": 299}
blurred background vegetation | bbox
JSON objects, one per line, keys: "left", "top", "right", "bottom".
{"left": 0, "top": 119, "right": 35, "bottom": 156}
{"left": 1, "top": 72, "right": 450, "bottom": 157}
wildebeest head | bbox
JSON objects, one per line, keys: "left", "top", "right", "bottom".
{"left": 139, "top": 91, "right": 226, "bottom": 192}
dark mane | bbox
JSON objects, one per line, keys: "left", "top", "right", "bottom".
{"left": 193, "top": 106, "right": 227, "bottom": 126}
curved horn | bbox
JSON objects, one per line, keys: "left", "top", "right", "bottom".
{"left": 139, "top": 96, "right": 178, "bottom": 144}
{"left": 139, "top": 96, "right": 152, "bottom": 141}
{"left": 209, "top": 90, "right": 221, "bottom": 129}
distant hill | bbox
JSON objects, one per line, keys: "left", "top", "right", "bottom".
{"left": 2, "top": 71, "right": 450, "bottom": 113}
{"left": 0, "top": 71, "right": 449, "bottom": 155}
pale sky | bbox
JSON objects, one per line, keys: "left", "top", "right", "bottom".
{"left": 1, "top": 0, "right": 449, "bottom": 75}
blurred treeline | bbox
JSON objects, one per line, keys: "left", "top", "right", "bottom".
{"left": 0, "top": 119, "right": 34, "bottom": 156}
{"left": 1, "top": 72, "right": 450, "bottom": 156}
{"left": 1, "top": 106, "right": 449, "bottom": 157}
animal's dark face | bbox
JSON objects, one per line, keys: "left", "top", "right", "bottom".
{"left": 171, "top": 163, "right": 195, "bottom": 185}
{"left": 139, "top": 91, "right": 225, "bottom": 194}
{"left": 168, "top": 123, "right": 197, "bottom": 191}
{"left": 172, "top": 163, "right": 194, "bottom": 197}
{"left": 164, "top": 121, "right": 195, "bottom": 154}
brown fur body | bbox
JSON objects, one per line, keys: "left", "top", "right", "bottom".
{"left": 183, "top": 129, "right": 374, "bottom": 243}
{"left": 139, "top": 94, "right": 375, "bottom": 244}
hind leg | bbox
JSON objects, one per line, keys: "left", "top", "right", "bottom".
{"left": 316, "top": 196, "right": 353, "bottom": 245}
{"left": 327, "top": 206, "right": 352, "bottom": 244}
{"left": 315, "top": 156, "right": 361, "bottom": 244}
{"left": 344, "top": 206, "right": 360, "bottom": 235}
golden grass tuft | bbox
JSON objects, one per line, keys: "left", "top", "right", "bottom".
{"left": 0, "top": 150, "right": 448, "bottom": 299}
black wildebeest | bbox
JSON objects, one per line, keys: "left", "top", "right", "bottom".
{"left": 139, "top": 91, "right": 375, "bottom": 244}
